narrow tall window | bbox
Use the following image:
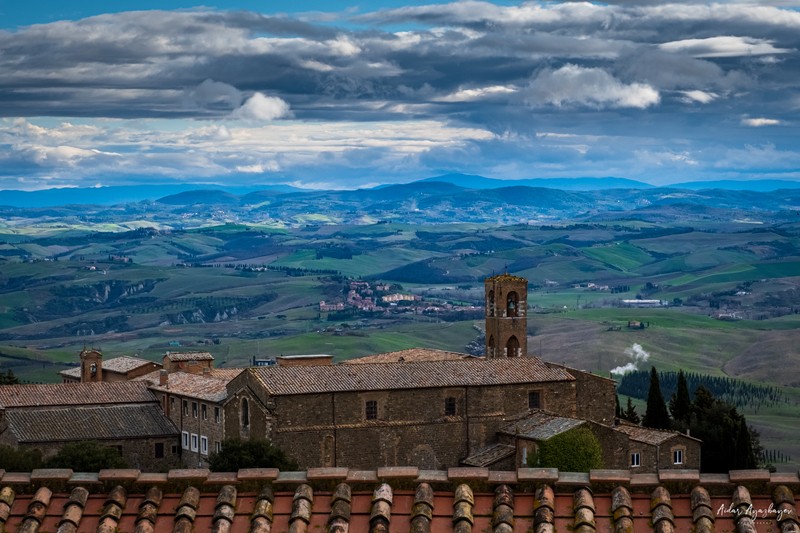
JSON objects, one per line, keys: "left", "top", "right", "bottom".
{"left": 631, "top": 452, "right": 641, "bottom": 467}
{"left": 528, "top": 391, "right": 541, "bottom": 409}
{"left": 214, "top": 406, "right": 220, "bottom": 423}
{"left": 242, "top": 398, "right": 250, "bottom": 428}
{"left": 445, "top": 397, "right": 457, "bottom": 416}
{"left": 181, "top": 431, "right": 189, "bottom": 450}
{"left": 365, "top": 400, "right": 378, "bottom": 420}
{"left": 154, "top": 442, "right": 164, "bottom": 459}
{"left": 200, "top": 436, "right": 209, "bottom": 456}
{"left": 201, "top": 404, "right": 207, "bottom": 420}
{"left": 183, "top": 400, "right": 188, "bottom": 416}
{"left": 192, "top": 401, "right": 198, "bottom": 418}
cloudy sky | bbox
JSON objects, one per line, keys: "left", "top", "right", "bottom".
{"left": 1, "top": 1, "right": 799, "bottom": 190}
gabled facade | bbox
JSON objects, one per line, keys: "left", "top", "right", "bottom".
{"left": 221, "top": 357, "right": 609, "bottom": 470}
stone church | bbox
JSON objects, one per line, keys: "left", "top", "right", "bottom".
{"left": 220, "top": 273, "right": 696, "bottom": 470}
{"left": 49, "top": 273, "right": 700, "bottom": 471}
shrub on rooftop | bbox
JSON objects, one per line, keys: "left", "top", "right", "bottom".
{"left": 0, "top": 445, "right": 43, "bottom": 471}
{"left": 530, "top": 426, "right": 603, "bottom": 472}
{"left": 208, "top": 438, "right": 299, "bottom": 471}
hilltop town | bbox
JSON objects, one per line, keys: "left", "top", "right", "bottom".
{"left": 0, "top": 274, "right": 700, "bottom": 474}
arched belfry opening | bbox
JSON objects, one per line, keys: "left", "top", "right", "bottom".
{"left": 506, "top": 291, "right": 519, "bottom": 318}
{"left": 505, "top": 336, "right": 520, "bottom": 358}
{"left": 484, "top": 274, "right": 528, "bottom": 358}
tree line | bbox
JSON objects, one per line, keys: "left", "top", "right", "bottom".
{"left": 618, "top": 368, "right": 764, "bottom": 472}
{"left": 617, "top": 369, "right": 787, "bottom": 411}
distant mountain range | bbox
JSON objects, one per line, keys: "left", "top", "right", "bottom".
{"left": 1, "top": 174, "right": 799, "bottom": 209}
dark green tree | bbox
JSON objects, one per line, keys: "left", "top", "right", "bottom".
{"left": 621, "top": 397, "right": 640, "bottom": 424}
{"left": 0, "top": 445, "right": 43, "bottom": 471}
{"left": 208, "top": 438, "right": 298, "bottom": 472}
{"left": 531, "top": 427, "right": 603, "bottom": 472}
{"left": 0, "top": 369, "right": 19, "bottom": 385}
{"left": 669, "top": 369, "right": 692, "bottom": 424}
{"left": 643, "top": 366, "right": 671, "bottom": 429}
{"left": 45, "top": 441, "right": 128, "bottom": 471}
{"left": 687, "top": 385, "right": 760, "bottom": 472}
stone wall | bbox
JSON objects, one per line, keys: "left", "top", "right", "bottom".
{"left": 158, "top": 391, "right": 226, "bottom": 468}
{"left": 223, "top": 379, "right": 578, "bottom": 470}
{"left": 16, "top": 437, "right": 179, "bottom": 471}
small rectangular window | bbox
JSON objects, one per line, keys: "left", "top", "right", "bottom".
{"left": 201, "top": 404, "right": 207, "bottom": 420}
{"left": 191, "top": 433, "right": 199, "bottom": 452}
{"left": 445, "top": 396, "right": 456, "bottom": 416}
{"left": 171, "top": 444, "right": 178, "bottom": 454}
{"left": 631, "top": 452, "right": 641, "bottom": 467}
{"left": 200, "top": 436, "right": 209, "bottom": 456}
{"left": 192, "top": 402, "right": 198, "bottom": 418}
{"left": 365, "top": 400, "right": 378, "bottom": 420}
{"left": 170, "top": 397, "right": 175, "bottom": 409}
{"left": 528, "top": 391, "right": 541, "bottom": 409}
{"left": 215, "top": 441, "right": 222, "bottom": 453}
{"left": 181, "top": 431, "right": 189, "bottom": 450}
{"left": 673, "top": 449, "right": 683, "bottom": 465}
{"left": 214, "top": 406, "right": 220, "bottom": 423}
{"left": 183, "top": 400, "right": 188, "bottom": 416}
{"left": 155, "top": 442, "right": 164, "bottom": 459}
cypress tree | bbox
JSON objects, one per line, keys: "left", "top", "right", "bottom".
{"left": 643, "top": 366, "right": 671, "bottom": 429}
{"left": 623, "top": 397, "right": 640, "bottom": 424}
{"left": 669, "top": 369, "right": 692, "bottom": 423}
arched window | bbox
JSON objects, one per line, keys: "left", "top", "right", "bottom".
{"left": 506, "top": 291, "right": 519, "bottom": 317}
{"left": 241, "top": 398, "right": 250, "bottom": 428}
{"left": 487, "top": 290, "right": 495, "bottom": 317}
{"left": 506, "top": 335, "right": 520, "bottom": 357}
{"left": 90, "top": 363, "right": 97, "bottom": 375}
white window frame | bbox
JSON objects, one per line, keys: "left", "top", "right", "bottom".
{"left": 201, "top": 403, "right": 207, "bottom": 420}
{"left": 673, "top": 449, "right": 684, "bottom": 465}
{"left": 631, "top": 452, "right": 641, "bottom": 467}
{"left": 200, "top": 436, "right": 209, "bottom": 456}
{"left": 181, "top": 431, "right": 189, "bottom": 450}
{"left": 215, "top": 441, "right": 222, "bottom": 453}
{"left": 190, "top": 433, "right": 199, "bottom": 452}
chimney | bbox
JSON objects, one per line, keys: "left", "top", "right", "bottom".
{"left": 159, "top": 369, "right": 168, "bottom": 386}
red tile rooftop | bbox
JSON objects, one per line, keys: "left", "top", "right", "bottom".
{"left": 0, "top": 381, "right": 155, "bottom": 408}
{"left": 58, "top": 356, "right": 159, "bottom": 378}
{"left": 164, "top": 351, "right": 214, "bottom": 361}
{"left": 344, "top": 348, "right": 478, "bottom": 364}
{"left": 136, "top": 369, "right": 243, "bottom": 401}
{"left": 251, "top": 357, "right": 574, "bottom": 396}
{"left": 0, "top": 468, "right": 793, "bottom": 533}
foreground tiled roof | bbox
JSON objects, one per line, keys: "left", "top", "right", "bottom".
{"left": 139, "top": 370, "right": 242, "bottom": 402}
{"left": 0, "top": 381, "right": 156, "bottom": 408}
{"left": 251, "top": 358, "right": 574, "bottom": 395}
{"left": 344, "top": 348, "right": 478, "bottom": 364}
{"left": 5, "top": 404, "right": 178, "bottom": 442}
{"left": 500, "top": 410, "right": 586, "bottom": 440}
{"left": 58, "top": 356, "right": 160, "bottom": 378}
{"left": 615, "top": 423, "right": 702, "bottom": 445}
{"left": 0, "top": 467, "right": 795, "bottom": 533}
{"left": 164, "top": 351, "right": 214, "bottom": 361}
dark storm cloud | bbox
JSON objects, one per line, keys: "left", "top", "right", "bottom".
{"left": 1, "top": 1, "right": 799, "bottom": 188}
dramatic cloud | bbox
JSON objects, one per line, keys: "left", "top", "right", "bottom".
{"left": 659, "top": 36, "right": 791, "bottom": 58}
{"left": 527, "top": 65, "right": 660, "bottom": 109}
{"left": 0, "top": 1, "right": 798, "bottom": 188}
{"left": 231, "top": 93, "right": 292, "bottom": 121}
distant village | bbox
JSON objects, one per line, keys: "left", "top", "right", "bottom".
{"left": 319, "top": 280, "right": 482, "bottom": 317}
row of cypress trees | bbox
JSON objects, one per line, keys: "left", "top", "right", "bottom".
{"left": 618, "top": 367, "right": 762, "bottom": 472}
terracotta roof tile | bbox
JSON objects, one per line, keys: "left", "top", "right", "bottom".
{"left": 164, "top": 351, "right": 214, "bottom": 362}
{"left": 0, "top": 468, "right": 793, "bottom": 533}
{"left": 614, "top": 424, "right": 700, "bottom": 445}
{"left": 251, "top": 358, "right": 574, "bottom": 396}
{"left": 59, "top": 356, "right": 160, "bottom": 378}
{"left": 344, "top": 348, "right": 478, "bottom": 364}
{"left": 5, "top": 404, "right": 178, "bottom": 442}
{"left": 0, "top": 381, "right": 155, "bottom": 407}
{"left": 139, "top": 370, "right": 238, "bottom": 402}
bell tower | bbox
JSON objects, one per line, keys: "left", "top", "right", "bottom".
{"left": 80, "top": 347, "right": 103, "bottom": 382}
{"left": 485, "top": 274, "right": 528, "bottom": 358}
